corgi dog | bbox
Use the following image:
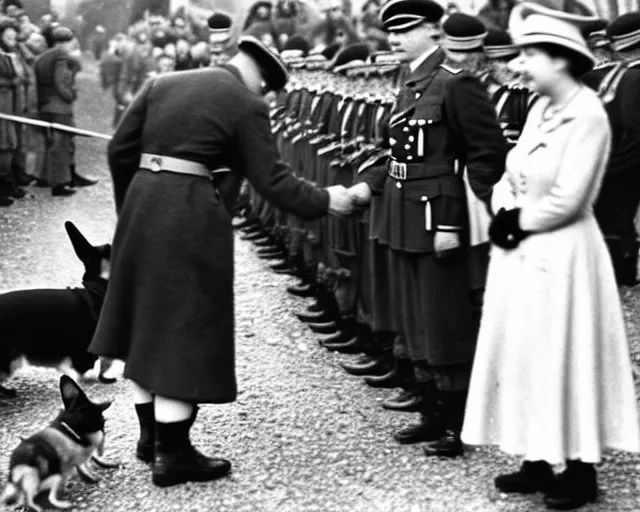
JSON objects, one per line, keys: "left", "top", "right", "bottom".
{"left": 0, "top": 221, "right": 117, "bottom": 398}
{"left": 0, "top": 375, "right": 120, "bottom": 511}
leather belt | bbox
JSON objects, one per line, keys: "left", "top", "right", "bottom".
{"left": 139, "top": 153, "right": 214, "bottom": 180}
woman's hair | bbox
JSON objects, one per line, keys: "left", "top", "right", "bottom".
{"left": 528, "top": 42, "right": 593, "bottom": 78}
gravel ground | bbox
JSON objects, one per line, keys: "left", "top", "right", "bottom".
{"left": 1, "top": 56, "right": 640, "bottom": 512}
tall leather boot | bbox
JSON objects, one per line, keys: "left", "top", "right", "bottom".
{"left": 423, "top": 390, "right": 467, "bottom": 457}
{"left": 393, "top": 382, "right": 445, "bottom": 444}
{"left": 153, "top": 412, "right": 231, "bottom": 488}
{"left": 135, "top": 403, "right": 155, "bottom": 463}
{"left": 544, "top": 460, "right": 598, "bottom": 510}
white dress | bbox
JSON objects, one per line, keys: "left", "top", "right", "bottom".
{"left": 461, "top": 86, "right": 640, "bottom": 464}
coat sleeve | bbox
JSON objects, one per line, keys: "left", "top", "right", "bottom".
{"left": 236, "top": 99, "right": 329, "bottom": 219}
{"left": 606, "top": 70, "right": 640, "bottom": 178}
{"left": 446, "top": 74, "right": 507, "bottom": 205}
{"left": 53, "top": 58, "right": 76, "bottom": 103}
{"left": 107, "top": 78, "right": 154, "bottom": 213}
{"left": 519, "top": 114, "right": 612, "bottom": 232}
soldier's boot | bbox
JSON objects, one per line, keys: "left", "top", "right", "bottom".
{"left": 321, "top": 318, "right": 361, "bottom": 352}
{"left": 341, "top": 331, "right": 395, "bottom": 375}
{"left": 494, "top": 461, "right": 556, "bottom": 494}
{"left": 153, "top": 409, "right": 231, "bottom": 488}
{"left": 393, "top": 383, "right": 446, "bottom": 444}
{"left": 543, "top": 461, "right": 598, "bottom": 510}
{"left": 382, "top": 367, "right": 421, "bottom": 412}
{"left": 288, "top": 262, "right": 321, "bottom": 298}
{"left": 423, "top": 390, "right": 467, "bottom": 457}
{"left": 365, "top": 357, "right": 413, "bottom": 389}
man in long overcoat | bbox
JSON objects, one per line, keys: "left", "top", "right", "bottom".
{"left": 348, "top": 0, "right": 507, "bottom": 457}
{"left": 89, "top": 35, "right": 355, "bottom": 488}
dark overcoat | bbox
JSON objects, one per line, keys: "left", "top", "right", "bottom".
{"left": 89, "top": 66, "right": 329, "bottom": 403}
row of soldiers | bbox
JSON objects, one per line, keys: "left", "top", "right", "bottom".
{"left": 233, "top": 0, "right": 640, "bottom": 461}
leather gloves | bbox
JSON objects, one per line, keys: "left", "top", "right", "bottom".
{"left": 489, "top": 208, "right": 530, "bottom": 249}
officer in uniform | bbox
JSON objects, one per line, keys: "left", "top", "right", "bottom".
{"left": 89, "top": 36, "right": 357, "bottom": 487}
{"left": 207, "top": 12, "right": 233, "bottom": 67}
{"left": 348, "top": 0, "right": 507, "bottom": 457}
{"left": 582, "top": 13, "right": 640, "bottom": 285}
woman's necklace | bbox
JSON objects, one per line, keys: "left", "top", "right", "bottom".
{"left": 540, "top": 85, "right": 582, "bottom": 123}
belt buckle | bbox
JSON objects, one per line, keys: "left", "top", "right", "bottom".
{"left": 149, "top": 156, "right": 162, "bottom": 172}
{"left": 399, "top": 162, "right": 407, "bottom": 180}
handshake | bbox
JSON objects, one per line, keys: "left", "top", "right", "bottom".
{"left": 326, "top": 183, "right": 373, "bottom": 218}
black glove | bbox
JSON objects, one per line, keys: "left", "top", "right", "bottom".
{"left": 489, "top": 208, "right": 530, "bottom": 249}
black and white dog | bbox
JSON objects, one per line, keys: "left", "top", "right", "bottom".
{"left": 0, "top": 221, "right": 117, "bottom": 398}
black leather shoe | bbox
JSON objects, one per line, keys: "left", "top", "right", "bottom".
{"left": 287, "top": 283, "right": 316, "bottom": 298}
{"left": 543, "top": 461, "right": 598, "bottom": 510}
{"left": 495, "top": 461, "right": 555, "bottom": 494}
{"left": 322, "top": 335, "right": 362, "bottom": 353}
{"left": 308, "top": 321, "right": 338, "bottom": 334}
{"left": 71, "top": 173, "right": 98, "bottom": 187}
{"left": 52, "top": 185, "right": 76, "bottom": 197}
{"left": 382, "top": 389, "right": 423, "bottom": 412}
{"left": 16, "top": 172, "right": 35, "bottom": 186}
{"left": 393, "top": 416, "right": 446, "bottom": 444}
{"left": 341, "top": 355, "right": 390, "bottom": 376}
{"left": 256, "top": 246, "right": 280, "bottom": 255}
{"left": 365, "top": 367, "right": 402, "bottom": 388}
{"left": 34, "top": 178, "right": 49, "bottom": 187}
{"left": 254, "top": 237, "right": 276, "bottom": 248}
{"left": 269, "top": 260, "right": 295, "bottom": 274}
{"left": 423, "top": 429, "right": 464, "bottom": 457}
{"left": 232, "top": 217, "right": 253, "bottom": 230}
{"left": 295, "top": 309, "right": 330, "bottom": 323}
{"left": 135, "top": 403, "right": 155, "bottom": 463}
{"left": 242, "top": 230, "right": 266, "bottom": 241}
{"left": 240, "top": 223, "right": 262, "bottom": 235}
{"left": 258, "top": 250, "right": 285, "bottom": 260}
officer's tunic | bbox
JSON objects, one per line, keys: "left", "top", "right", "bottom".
{"left": 90, "top": 66, "right": 330, "bottom": 403}
{"left": 359, "top": 48, "right": 506, "bottom": 365}
{"left": 462, "top": 86, "right": 640, "bottom": 463}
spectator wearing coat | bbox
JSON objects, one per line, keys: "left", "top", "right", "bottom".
{"left": 0, "top": 19, "right": 19, "bottom": 206}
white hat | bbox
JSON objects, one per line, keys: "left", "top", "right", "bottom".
{"left": 511, "top": 2, "right": 596, "bottom": 69}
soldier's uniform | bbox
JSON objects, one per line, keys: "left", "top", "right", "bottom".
{"left": 357, "top": 5, "right": 507, "bottom": 456}
{"left": 582, "top": 14, "right": 640, "bottom": 285}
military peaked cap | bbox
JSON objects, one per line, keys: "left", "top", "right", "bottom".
{"left": 607, "top": 13, "right": 640, "bottom": 52}
{"left": 51, "top": 26, "right": 75, "bottom": 43}
{"left": 238, "top": 35, "right": 289, "bottom": 91}
{"left": 442, "top": 13, "right": 487, "bottom": 52}
{"left": 484, "top": 30, "right": 518, "bottom": 59}
{"left": 208, "top": 12, "right": 232, "bottom": 31}
{"left": 380, "top": 0, "right": 444, "bottom": 33}
{"left": 283, "top": 34, "right": 310, "bottom": 56}
{"left": 322, "top": 42, "right": 342, "bottom": 61}
{"left": 332, "top": 43, "right": 370, "bottom": 72}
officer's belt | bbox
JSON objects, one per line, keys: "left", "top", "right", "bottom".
{"left": 139, "top": 154, "right": 230, "bottom": 180}
{"left": 388, "top": 159, "right": 455, "bottom": 181}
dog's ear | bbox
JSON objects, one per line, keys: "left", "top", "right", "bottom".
{"left": 65, "top": 221, "right": 97, "bottom": 263}
{"left": 97, "top": 400, "right": 112, "bottom": 412}
{"left": 60, "top": 375, "right": 89, "bottom": 410}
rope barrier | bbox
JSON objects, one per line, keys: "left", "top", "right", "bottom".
{"left": 0, "top": 112, "right": 112, "bottom": 141}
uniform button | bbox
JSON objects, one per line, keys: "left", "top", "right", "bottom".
{"left": 415, "top": 93, "right": 421, "bottom": 99}
{"left": 409, "top": 120, "right": 417, "bottom": 126}
{"left": 427, "top": 120, "right": 433, "bottom": 124}
{"left": 396, "top": 182, "right": 402, "bottom": 189}
{"left": 409, "top": 136, "right": 415, "bottom": 142}
{"left": 404, "top": 144, "right": 411, "bottom": 149}
{"left": 407, "top": 156, "right": 413, "bottom": 160}
{"left": 403, "top": 127, "right": 410, "bottom": 132}
{"left": 421, "top": 195, "right": 427, "bottom": 201}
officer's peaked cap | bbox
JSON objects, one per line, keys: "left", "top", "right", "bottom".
{"left": 380, "top": 0, "right": 444, "bottom": 33}
{"left": 442, "top": 13, "right": 487, "bottom": 52}
{"left": 484, "top": 30, "right": 519, "bottom": 59}
{"left": 208, "top": 12, "right": 232, "bottom": 31}
{"left": 51, "top": 26, "right": 75, "bottom": 43}
{"left": 238, "top": 35, "right": 289, "bottom": 91}
{"left": 607, "top": 13, "right": 640, "bottom": 52}
{"left": 283, "top": 34, "right": 310, "bottom": 56}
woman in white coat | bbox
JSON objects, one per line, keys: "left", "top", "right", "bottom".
{"left": 461, "top": 3, "right": 640, "bottom": 510}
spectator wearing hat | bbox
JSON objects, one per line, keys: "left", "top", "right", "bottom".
{"left": 174, "top": 38, "right": 194, "bottom": 71}
{"left": 243, "top": 2, "right": 282, "bottom": 54}
{"left": 462, "top": 3, "right": 640, "bottom": 509}
{"left": 35, "top": 26, "right": 97, "bottom": 196}
{"left": 273, "top": 0, "right": 299, "bottom": 45}
{"left": 89, "top": 35, "right": 357, "bottom": 488}
{"left": 207, "top": 12, "right": 233, "bottom": 67}
{"left": 347, "top": 0, "right": 507, "bottom": 457}
{"left": 580, "top": 13, "right": 640, "bottom": 286}
{"left": 309, "top": 2, "right": 359, "bottom": 53}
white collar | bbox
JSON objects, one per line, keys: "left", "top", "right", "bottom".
{"left": 409, "top": 45, "right": 439, "bottom": 73}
